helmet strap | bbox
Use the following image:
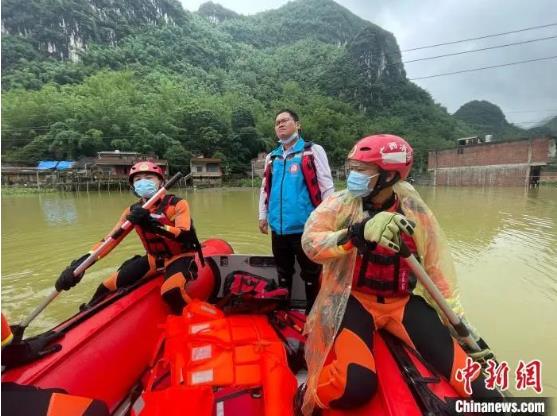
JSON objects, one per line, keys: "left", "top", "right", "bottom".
{"left": 130, "top": 185, "right": 141, "bottom": 199}
{"left": 363, "top": 190, "right": 396, "bottom": 217}
{"left": 367, "top": 171, "right": 400, "bottom": 199}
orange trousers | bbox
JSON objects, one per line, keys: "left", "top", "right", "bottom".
{"left": 316, "top": 292, "right": 502, "bottom": 410}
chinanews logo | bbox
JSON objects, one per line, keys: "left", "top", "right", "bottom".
{"left": 452, "top": 358, "right": 550, "bottom": 414}
{"left": 456, "top": 358, "right": 543, "bottom": 395}
{"left": 452, "top": 398, "right": 550, "bottom": 415}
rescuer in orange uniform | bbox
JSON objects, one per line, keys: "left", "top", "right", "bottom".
{"left": 55, "top": 161, "right": 208, "bottom": 315}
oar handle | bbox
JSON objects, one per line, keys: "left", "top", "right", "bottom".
{"left": 164, "top": 172, "right": 184, "bottom": 191}
{"left": 16, "top": 172, "right": 184, "bottom": 339}
{"left": 398, "top": 240, "right": 481, "bottom": 352}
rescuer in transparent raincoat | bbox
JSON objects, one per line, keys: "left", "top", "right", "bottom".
{"left": 300, "top": 134, "right": 500, "bottom": 415}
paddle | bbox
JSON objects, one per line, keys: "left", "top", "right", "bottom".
{"left": 397, "top": 240, "right": 481, "bottom": 352}
{"left": 12, "top": 172, "right": 184, "bottom": 342}
{"left": 396, "top": 241, "right": 514, "bottom": 399}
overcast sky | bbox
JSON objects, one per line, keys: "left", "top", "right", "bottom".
{"left": 180, "top": 0, "right": 557, "bottom": 126}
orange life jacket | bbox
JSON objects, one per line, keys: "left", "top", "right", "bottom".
{"left": 263, "top": 141, "right": 322, "bottom": 208}
{"left": 134, "top": 195, "right": 200, "bottom": 259}
{"left": 2, "top": 313, "right": 13, "bottom": 347}
{"left": 132, "top": 301, "right": 297, "bottom": 416}
{"left": 352, "top": 200, "right": 419, "bottom": 297}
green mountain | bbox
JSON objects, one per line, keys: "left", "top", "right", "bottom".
{"left": 215, "top": 0, "right": 371, "bottom": 47}
{"left": 1, "top": 0, "right": 473, "bottom": 173}
{"left": 526, "top": 115, "right": 557, "bottom": 137}
{"left": 542, "top": 115, "right": 557, "bottom": 133}
{"left": 1, "top": 0, "right": 187, "bottom": 62}
{"left": 453, "top": 100, "right": 525, "bottom": 140}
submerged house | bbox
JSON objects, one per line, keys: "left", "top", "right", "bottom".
{"left": 428, "top": 136, "right": 557, "bottom": 186}
{"left": 1, "top": 161, "right": 76, "bottom": 186}
{"left": 76, "top": 151, "right": 168, "bottom": 178}
{"left": 190, "top": 157, "right": 223, "bottom": 186}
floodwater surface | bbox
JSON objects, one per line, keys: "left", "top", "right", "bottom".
{"left": 2, "top": 186, "right": 556, "bottom": 397}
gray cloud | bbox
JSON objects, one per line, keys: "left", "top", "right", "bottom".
{"left": 181, "top": 0, "right": 557, "bottom": 126}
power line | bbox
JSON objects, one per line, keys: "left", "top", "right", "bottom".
{"left": 409, "top": 55, "right": 557, "bottom": 80}
{"left": 404, "top": 35, "right": 557, "bottom": 63}
{"left": 506, "top": 108, "right": 557, "bottom": 113}
{"left": 512, "top": 120, "right": 554, "bottom": 124}
{"left": 402, "top": 23, "right": 557, "bottom": 52}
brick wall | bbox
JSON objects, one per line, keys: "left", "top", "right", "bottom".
{"left": 434, "top": 165, "right": 529, "bottom": 186}
{"left": 428, "top": 137, "right": 556, "bottom": 186}
{"left": 429, "top": 137, "right": 552, "bottom": 169}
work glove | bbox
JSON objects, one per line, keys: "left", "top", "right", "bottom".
{"left": 126, "top": 206, "right": 154, "bottom": 226}
{"left": 55, "top": 253, "right": 89, "bottom": 292}
{"left": 1, "top": 330, "right": 63, "bottom": 369}
{"left": 363, "top": 212, "right": 415, "bottom": 252}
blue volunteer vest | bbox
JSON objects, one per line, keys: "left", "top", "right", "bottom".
{"left": 268, "top": 138, "right": 315, "bottom": 235}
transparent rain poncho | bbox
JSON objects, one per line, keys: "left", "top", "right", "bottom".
{"left": 301, "top": 182, "right": 477, "bottom": 415}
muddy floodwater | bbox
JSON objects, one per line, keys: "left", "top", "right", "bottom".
{"left": 2, "top": 186, "right": 556, "bottom": 397}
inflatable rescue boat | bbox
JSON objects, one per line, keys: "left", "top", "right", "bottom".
{"left": 2, "top": 239, "right": 464, "bottom": 416}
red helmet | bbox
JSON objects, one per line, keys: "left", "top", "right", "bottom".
{"left": 347, "top": 134, "right": 413, "bottom": 180}
{"left": 128, "top": 161, "right": 164, "bottom": 184}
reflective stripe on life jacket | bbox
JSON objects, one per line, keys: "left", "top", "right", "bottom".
{"left": 135, "top": 195, "right": 200, "bottom": 259}
{"left": 132, "top": 301, "right": 297, "bottom": 416}
{"left": 264, "top": 141, "right": 322, "bottom": 208}
{"left": 352, "top": 200, "right": 419, "bottom": 297}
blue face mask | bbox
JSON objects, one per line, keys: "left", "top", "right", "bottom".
{"left": 134, "top": 179, "right": 158, "bottom": 199}
{"left": 347, "top": 171, "right": 379, "bottom": 198}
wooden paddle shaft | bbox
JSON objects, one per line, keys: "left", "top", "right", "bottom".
{"left": 399, "top": 245, "right": 481, "bottom": 353}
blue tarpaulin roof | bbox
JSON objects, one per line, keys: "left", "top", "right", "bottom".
{"left": 56, "top": 161, "right": 75, "bottom": 170}
{"left": 37, "top": 161, "right": 59, "bottom": 170}
{"left": 37, "top": 161, "right": 75, "bottom": 170}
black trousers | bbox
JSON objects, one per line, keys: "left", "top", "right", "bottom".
{"left": 89, "top": 254, "right": 197, "bottom": 315}
{"left": 271, "top": 232, "right": 321, "bottom": 313}
{"left": 1, "top": 382, "right": 109, "bottom": 416}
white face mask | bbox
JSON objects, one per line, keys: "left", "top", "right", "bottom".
{"left": 278, "top": 132, "right": 298, "bottom": 145}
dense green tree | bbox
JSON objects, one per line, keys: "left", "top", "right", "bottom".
{"left": 198, "top": 2, "right": 240, "bottom": 23}
{"left": 164, "top": 143, "right": 192, "bottom": 174}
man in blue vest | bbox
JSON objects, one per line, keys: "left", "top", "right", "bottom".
{"left": 259, "top": 109, "right": 334, "bottom": 313}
